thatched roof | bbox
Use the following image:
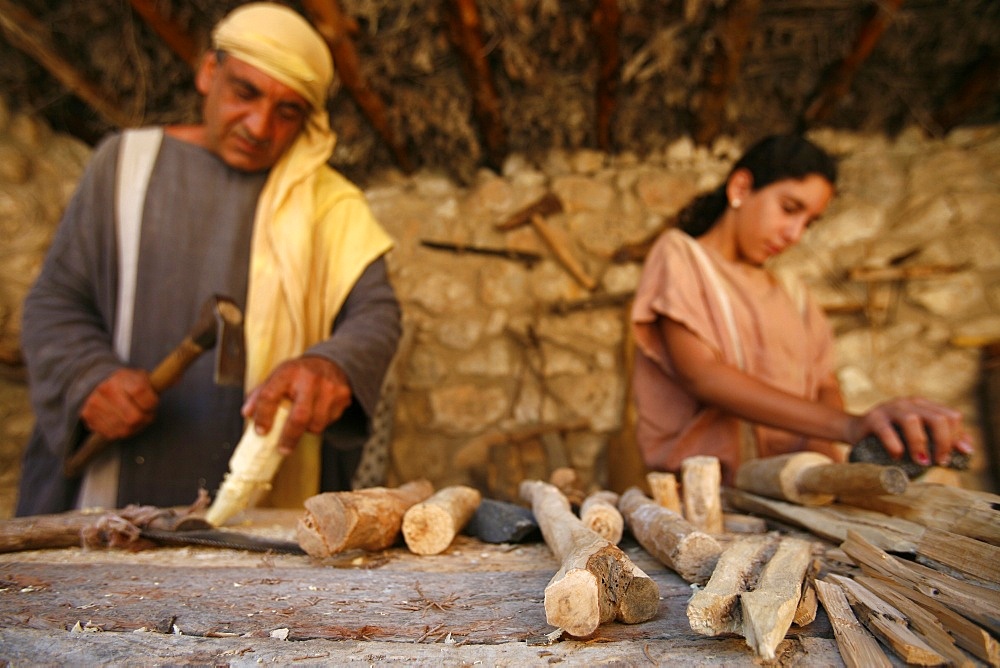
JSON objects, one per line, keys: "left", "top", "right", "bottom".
{"left": 1, "top": 0, "right": 998, "bottom": 185}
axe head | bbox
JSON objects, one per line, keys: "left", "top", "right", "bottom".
{"left": 190, "top": 295, "right": 245, "bottom": 386}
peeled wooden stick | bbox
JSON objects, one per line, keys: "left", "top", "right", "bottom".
{"left": 646, "top": 471, "right": 681, "bottom": 513}
{"left": 688, "top": 535, "right": 778, "bottom": 636}
{"left": 403, "top": 485, "right": 482, "bottom": 555}
{"left": 296, "top": 480, "right": 434, "bottom": 557}
{"left": 682, "top": 456, "right": 724, "bottom": 534}
{"left": 740, "top": 537, "right": 813, "bottom": 659}
{"left": 206, "top": 403, "right": 290, "bottom": 526}
{"left": 618, "top": 487, "right": 722, "bottom": 584}
{"left": 520, "top": 480, "right": 659, "bottom": 637}
{"left": 579, "top": 490, "right": 623, "bottom": 544}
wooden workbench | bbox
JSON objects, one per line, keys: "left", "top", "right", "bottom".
{"left": 0, "top": 509, "right": 843, "bottom": 666}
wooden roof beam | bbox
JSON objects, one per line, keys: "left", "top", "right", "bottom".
{"left": 592, "top": 0, "right": 621, "bottom": 152}
{"left": 803, "top": 0, "right": 904, "bottom": 126}
{"left": 0, "top": 0, "right": 135, "bottom": 128}
{"left": 693, "top": 0, "right": 761, "bottom": 147}
{"left": 127, "top": 0, "right": 201, "bottom": 70}
{"left": 932, "top": 52, "right": 1000, "bottom": 135}
{"left": 446, "top": 0, "right": 507, "bottom": 172}
{"left": 302, "top": 0, "right": 414, "bottom": 173}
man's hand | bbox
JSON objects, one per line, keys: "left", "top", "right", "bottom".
{"left": 849, "top": 397, "right": 973, "bottom": 466}
{"left": 242, "top": 356, "right": 353, "bottom": 455}
{"left": 80, "top": 368, "right": 159, "bottom": 440}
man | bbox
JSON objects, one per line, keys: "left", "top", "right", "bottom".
{"left": 16, "top": 2, "right": 400, "bottom": 515}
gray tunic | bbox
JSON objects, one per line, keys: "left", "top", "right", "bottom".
{"left": 16, "top": 132, "right": 400, "bottom": 515}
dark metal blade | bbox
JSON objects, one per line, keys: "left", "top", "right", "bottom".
{"left": 140, "top": 528, "right": 305, "bottom": 554}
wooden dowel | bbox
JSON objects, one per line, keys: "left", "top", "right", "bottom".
{"left": 402, "top": 485, "right": 481, "bottom": 555}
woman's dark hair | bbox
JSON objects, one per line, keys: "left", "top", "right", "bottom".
{"left": 677, "top": 134, "right": 838, "bottom": 237}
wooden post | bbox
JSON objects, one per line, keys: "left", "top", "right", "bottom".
{"left": 402, "top": 485, "right": 482, "bottom": 555}
{"left": 127, "top": 0, "right": 201, "bottom": 69}
{"left": 579, "top": 490, "right": 623, "bottom": 544}
{"left": 815, "top": 579, "right": 893, "bottom": 668}
{"left": 591, "top": 0, "right": 620, "bottom": 151}
{"left": 646, "top": 471, "right": 681, "bottom": 513}
{"left": 682, "top": 456, "right": 724, "bottom": 534}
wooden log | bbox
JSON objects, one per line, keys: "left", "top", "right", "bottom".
{"left": 740, "top": 537, "right": 813, "bottom": 659}
{"left": 579, "top": 490, "right": 623, "bottom": 545}
{"left": 692, "top": 0, "right": 761, "bottom": 146}
{"left": 445, "top": 0, "right": 506, "bottom": 170}
{"left": 0, "top": 506, "right": 206, "bottom": 554}
{"left": 724, "top": 488, "right": 925, "bottom": 553}
{"left": 853, "top": 572, "right": 1000, "bottom": 666}
{"left": 302, "top": 0, "right": 414, "bottom": 172}
{"left": 618, "top": 487, "right": 722, "bottom": 584}
{"left": 916, "top": 527, "right": 1000, "bottom": 586}
{"left": 803, "top": 0, "right": 904, "bottom": 125}
{"left": 736, "top": 452, "right": 836, "bottom": 506}
{"left": 296, "top": 480, "right": 434, "bottom": 557}
{"left": 933, "top": 53, "right": 1000, "bottom": 134}
{"left": 687, "top": 535, "right": 778, "bottom": 636}
{"left": 681, "top": 456, "right": 724, "bottom": 534}
{"left": 646, "top": 471, "right": 681, "bottom": 513}
{"left": 841, "top": 530, "right": 1000, "bottom": 636}
{"left": 735, "top": 452, "right": 907, "bottom": 506}
{"left": 0, "top": 0, "right": 135, "bottom": 128}
{"left": 828, "top": 574, "right": 948, "bottom": 666}
{"left": 722, "top": 513, "right": 768, "bottom": 534}
{"left": 591, "top": 0, "right": 620, "bottom": 151}
{"left": 840, "top": 483, "right": 1000, "bottom": 546}
{"left": 549, "top": 467, "right": 586, "bottom": 507}
{"left": 463, "top": 498, "right": 539, "bottom": 544}
{"left": 815, "top": 578, "right": 893, "bottom": 668}
{"left": 854, "top": 575, "right": 975, "bottom": 668}
{"left": 127, "top": 0, "right": 201, "bottom": 69}
{"left": 402, "top": 485, "right": 482, "bottom": 555}
{"left": 519, "top": 480, "right": 660, "bottom": 637}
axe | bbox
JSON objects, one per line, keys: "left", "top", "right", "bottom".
{"left": 63, "top": 294, "right": 246, "bottom": 479}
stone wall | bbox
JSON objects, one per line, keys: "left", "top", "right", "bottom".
{"left": 1, "top": 109, "right": 997, "bottom": 517}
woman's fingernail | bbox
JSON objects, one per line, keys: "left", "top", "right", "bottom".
{"left": 915, "top": 453, "right": 931, "bottom": 466}
{"left": 958, "top": 440, "right": 975, "bottom": 454}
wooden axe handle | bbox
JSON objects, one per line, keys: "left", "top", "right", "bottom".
{"left": 63, "top": 337, "right": 209, "bottom": 479}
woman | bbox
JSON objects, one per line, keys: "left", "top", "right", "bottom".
{"left": 631, "top": 134, "right": 972, "bottom": 484}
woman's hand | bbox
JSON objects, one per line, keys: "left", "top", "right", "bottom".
{"left": 849, "top": 397, "right": 973, "bottom": 466}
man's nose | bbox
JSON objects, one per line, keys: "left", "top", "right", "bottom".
{"left": 244, "top": 103, "right": 276, "bottom": 140}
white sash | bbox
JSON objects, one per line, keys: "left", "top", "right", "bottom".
{"left": 77, "top": 127, "right": 164, "bottom": 509}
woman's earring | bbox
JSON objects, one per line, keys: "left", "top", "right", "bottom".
{"left": 731, "top": 199, "right": 742, "bottom": 209}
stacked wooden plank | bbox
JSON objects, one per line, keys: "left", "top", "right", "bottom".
{"left": 721, "top": 455, "right": 1000, "bottom": 666}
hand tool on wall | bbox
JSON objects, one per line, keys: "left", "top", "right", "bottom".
{"left": 63, "top": 294, "right": 245, "bottom": 478}
{"left": 495, "top": 192, "right": 598, "bottom": 290}
{"left": 735, "top": 452, "right": 908, "bottom": 506}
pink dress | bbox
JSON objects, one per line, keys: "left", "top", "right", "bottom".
{"left": 631, "top": 229, "right": 838, "bottom": 483}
